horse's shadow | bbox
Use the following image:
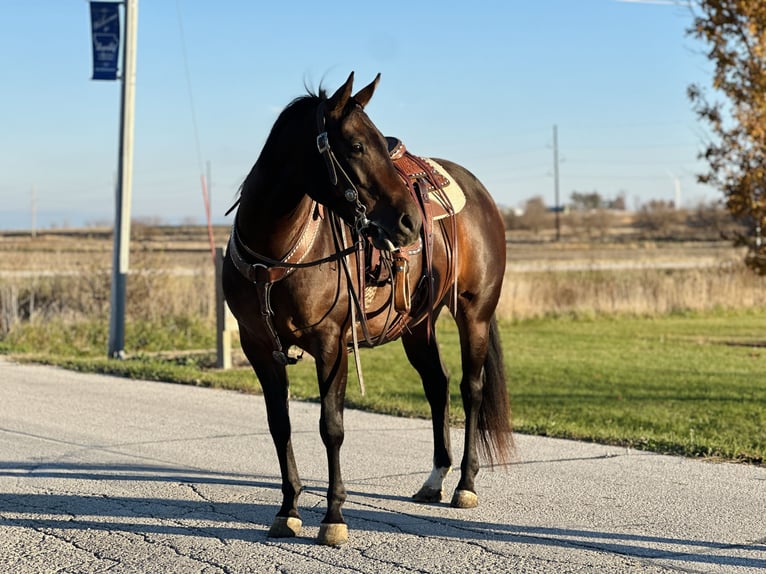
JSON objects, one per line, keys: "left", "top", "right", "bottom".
{"left": 1, "top": 461, "right": 763, "bottom": 570}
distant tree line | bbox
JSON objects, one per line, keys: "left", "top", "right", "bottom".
{"left": 569, "top": 191, "right": 626, "bottom": 211}
{"left": 502, "top": 192, "right": 741, "bottom": 241}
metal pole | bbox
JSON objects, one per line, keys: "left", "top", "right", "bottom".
{"left": 108, "top": 0, "right": 138, "bottom": 359}
{"left": 553, "top": 124, "right": 561, "bottom": 241}
{"left": 215, "top": 247, "right": 232, "bottom": 369}
{"left": 30, "top": 185, "right": 36, "bottom": 238}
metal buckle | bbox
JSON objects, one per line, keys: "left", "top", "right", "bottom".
{"left": 316, "top": 132, "right": 330, "bottom": 154}
{"left": 248, "top": 262, "right": 269, "bottom": 283}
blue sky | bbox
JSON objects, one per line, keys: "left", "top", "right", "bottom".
{"left": 0, "top": 0, "right": 712, "bottom": 230}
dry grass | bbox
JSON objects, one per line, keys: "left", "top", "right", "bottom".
{"left": 498, "top": 239, "right": 762, "bottom": 318}
{"left": 0, "top": 231, "right": 217, "bottom": 334}
{"left": 498, "top": 264, "right": 766, "bottom": 319}
{"left": 1, "top": 228, "right": 765, "bottom": 334}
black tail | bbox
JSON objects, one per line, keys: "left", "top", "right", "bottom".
{"left": 477, "top": 316, "right": 514, "bottom": 466}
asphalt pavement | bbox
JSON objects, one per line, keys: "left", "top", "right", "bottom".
{"left": 0, "top": 357, "right": 764, "bottom": 573}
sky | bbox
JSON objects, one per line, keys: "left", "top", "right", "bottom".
{"left": 0, "top": 0, "right": 716, "bottom": 231}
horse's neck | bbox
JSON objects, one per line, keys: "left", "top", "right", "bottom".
{"left": 237, "top": 183, "right": 316, "bottom": 259}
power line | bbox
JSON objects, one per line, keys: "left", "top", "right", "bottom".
{"left": 175, "top": 0, "right": 215, "bottom": 262}
{"left": 175, "top": 0, "right": 204, "bottom": 174}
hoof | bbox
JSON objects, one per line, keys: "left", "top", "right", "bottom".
{"left": 451, "top": 489, "right": 479, "bottom": 509}
{"left": 317, "top": 522, "right": 348, "bottom": 546}
{"left": 412, "top": 485, "right": 443, "bottom": 503}
{"left": 268, "top": 516, "right": 302, "bottom": 538}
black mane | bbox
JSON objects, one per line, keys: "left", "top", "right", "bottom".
{"left": 236, "top": 91, "right": 326, "bottom": 204}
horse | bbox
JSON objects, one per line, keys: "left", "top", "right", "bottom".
{"left": 222, "top": 72, "right": 512, "bottom": 546}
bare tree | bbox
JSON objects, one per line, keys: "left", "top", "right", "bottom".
{"left": 634, "top": 200, "right": 684, "bottom": 238}
{"left": 519, "top": 196, "right": 550, "bottom": 235}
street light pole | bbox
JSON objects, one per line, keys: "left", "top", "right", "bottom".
{"left": 108, "top": 0, "right": 138, "bottom": 359}
{"left": 553, "top": 124, "right": 561, "bottom": 242}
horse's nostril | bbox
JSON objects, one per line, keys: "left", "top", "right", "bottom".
{"left": 399, "top": 213, "right": 417, "bottom": 234}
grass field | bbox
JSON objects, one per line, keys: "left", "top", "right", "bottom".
{"left": 1, "top": 227, "right": 764, "bottom": 464}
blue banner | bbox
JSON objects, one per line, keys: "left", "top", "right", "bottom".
{"left": 90, "top": 2, "right": 120, "bottom": 80}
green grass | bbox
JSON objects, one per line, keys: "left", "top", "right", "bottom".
{"left": 2, "top": 310, "right": 764, "bottom": 464}
{"left": 503, "top": 312, "right": 766, "bottom": 463}
{"left": 0, "top": 314, "right": 215, "bottom": 357}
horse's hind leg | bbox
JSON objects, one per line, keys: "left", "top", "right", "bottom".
{"left": 452, "top": 308, "right": 513, "bottom": 509}
{"left": 402, "top": 321, "right": 453, "bottom": 503}
{"left": 451, "top": 312, "right": 490, "bottom": 509}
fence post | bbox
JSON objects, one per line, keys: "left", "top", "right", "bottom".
{"left": 0, "top": 285, "right": 19, "bottom": 337}
{"left": 214, "top": 247, "right": 232, "bottom": 369}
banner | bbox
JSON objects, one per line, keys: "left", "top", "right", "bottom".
{"left": 90, "top": 2, "right": 120, "bottom": 80}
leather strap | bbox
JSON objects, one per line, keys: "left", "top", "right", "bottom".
{"left": 393, "top": 252, "right": 411, "bottom": 313}
{"left": 228, "top": 201, "right": 360, "bottom": 365}
{"left": 316, "top": 102, "right": 339, "bottom": 187}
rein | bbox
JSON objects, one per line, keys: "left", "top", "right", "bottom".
{"left": 227, "top": 201, "right": 363, "bottom": 367}
{"left": 229, "top": 205, "right": 357, "bottom": 283}
{"left": 227, "top": 100, "right": 380, "bottom": 379}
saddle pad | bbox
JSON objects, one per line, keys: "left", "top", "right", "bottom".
{"left": 422, "top": 158, "right": 466, "bottom": 220}
{"left": 387, "top": 137, "right": 466, "bottom": 220}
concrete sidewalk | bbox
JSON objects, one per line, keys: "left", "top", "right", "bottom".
{"left": 0, "top": 357, "right": 764, "bottom": 573}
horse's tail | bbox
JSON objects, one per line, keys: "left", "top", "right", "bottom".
{"left": 477, "top": 315, "right": 514, "bottom": 466}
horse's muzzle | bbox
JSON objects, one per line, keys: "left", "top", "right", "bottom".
{"left": 366, "top": 222, "right": 398, "bottom": 251}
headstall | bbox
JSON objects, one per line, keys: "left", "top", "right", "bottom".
{"left": 315, "top": 101, "right": 371, "bottom": 235}
{"left": 228, "top": 101, "right": 380, "bottom": 370}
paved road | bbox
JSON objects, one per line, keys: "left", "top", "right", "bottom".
{"left": 1, "top": 358, "right": 764, "bottom": 573}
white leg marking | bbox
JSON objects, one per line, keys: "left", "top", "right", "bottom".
{"left": 423, "top": 465, "right": 452, "bottom": 492}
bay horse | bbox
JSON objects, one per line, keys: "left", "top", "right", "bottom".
{"left": 222, "top": 72, "right": 512, "bottom": 546}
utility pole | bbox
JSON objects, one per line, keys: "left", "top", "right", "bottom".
{"left": 553, "top": 124, "right": 561, "bottom": 241}
{"left": 30, "top": 186, "right": 36, "bottom": 238}
{"left": 108, "top": 0, "right": 139, "bottom": 359}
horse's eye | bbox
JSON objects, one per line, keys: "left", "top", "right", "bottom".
{"left": 351, "top": 142, "right": 364, "bottom": 154}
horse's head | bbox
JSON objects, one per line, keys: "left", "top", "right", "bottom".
{"left": 314, "top": 72, "right": 421, "bottom": 251}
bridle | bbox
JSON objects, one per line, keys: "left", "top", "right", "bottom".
{"left": 228, "top": 102, "right": 373, "bottom": 280}
{"left": 228, "top": 99, "right": 387, "bottom": 374}
{"left": 314, "top": 100, "right": 372, "bottom": 235}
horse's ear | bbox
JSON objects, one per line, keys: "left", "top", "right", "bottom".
{"left": 326, "top": 72, "right": 355, "bottom": 120}
{"left": 353, "top": 73, "right": 381, "bottom": 109}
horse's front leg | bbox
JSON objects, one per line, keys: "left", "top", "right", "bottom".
{"left": 314, "top": 336, "right": 350, "bottom": 546}
{"left": 255, "top": 361, "right": 304, "bottom": 537}
{"left": 252, "top": 360, "right": 303, "bottom": 538}
{"left": 240, "top": 327, "right": 303, "bottom": 538}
